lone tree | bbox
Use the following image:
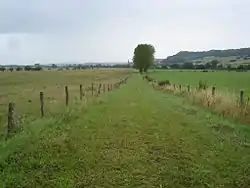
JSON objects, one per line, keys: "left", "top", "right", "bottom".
{"left": 133, "top": 44, "right": 155, "bottom": 73}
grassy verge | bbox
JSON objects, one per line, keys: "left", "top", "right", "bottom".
{"left": 155, "top": 83, "right": 250, "bottom": 124}
{"left": 1, "top": 75, "right": 250, "bottom": 187}
{"left": 148, "top": 70, "right": 250, "bottom": 96}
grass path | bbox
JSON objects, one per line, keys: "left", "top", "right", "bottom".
{"left": 1, "top": 75, "right": 250, "bottom": 187}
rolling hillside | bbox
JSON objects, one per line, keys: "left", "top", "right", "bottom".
{"left": 161, "top": 48, "right": 250, "bottom": 64}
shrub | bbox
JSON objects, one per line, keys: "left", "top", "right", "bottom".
{"left": 143, "top": 75, "right": 154, "bottom": 82}
{"left": 0, "top": 67, "right": 6, "bottom": 72}
{"left": 158, "top": 80, "right": 171, "bottom": 86}
{"left": 16, "top": 67, "right": 23, "bottom": 71}
{"left": 24, "top": 66, "right": 32, "bottom": 71}
{"left": 198, "top": 80, "right": 208, "bottom": 90}
{"left": 147, "top": 77, "right": 154, "bottom": 82}
{"left": 202, "top": 70, "right": 208, "bottom": 72}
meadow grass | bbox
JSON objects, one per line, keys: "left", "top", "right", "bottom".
{"left": 158, "top": 83, "right": 250, "bottom": 124}
{"left": 1, "top": 74, "right": 250, "bottom": 187}
{"left": 148, "top": 70, "right": 250, "bottom": 123}
{"left": 149, "top": 69, "right": 250, "bottom": 96}
{"left": 0, "top": 68, "right": 131, "bottom": 131}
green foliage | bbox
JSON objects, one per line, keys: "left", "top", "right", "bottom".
{"left": 0, "top": 67, "right": 6, "bottom": 71}
{"left": 15, "top": 67, "right": 23, "bottom": 71}
{"left": 182, "top": 62, "right": 194, "bottom": 69}
{"left": 51, "top": 64, "right": 57, "bottom": 68}
{"left": 158, "top": 80, "right": 171, "bottom": 86}
{"left": 210, "top": 60, "right": 220, "bottom": 69}
{"left": 133, "top": 44, "right": 155, "bottom": 72}
{"left": 143, "top": 75, "right": 154, "bottom": 82}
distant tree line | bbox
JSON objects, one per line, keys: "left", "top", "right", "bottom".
{"left": 0, "top": 65, "right": 43, "bottom": 72}
{"left": 0, "top": 63, "right": 131, "bottom": 72}
{"left": 156, "top": 60, "right": 250, "bottom": 72}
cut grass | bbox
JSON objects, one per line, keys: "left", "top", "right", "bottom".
{"left": 1, "top": 75, "right": 250, "bottom": 187}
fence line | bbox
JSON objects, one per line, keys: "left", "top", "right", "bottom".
{"left": 80, "top": 84, "right": 83, "bottom": 100}
{"left": 144, "top": 75, "right": 250, "bottom": 123}
{"left": 4, "top": 77, "right": 129, "bottom": 138}
{"left": 40, "top": 92, "right": 44, "bottom": 117}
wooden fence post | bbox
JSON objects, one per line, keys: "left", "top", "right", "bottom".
{"left": 98, "top": 84, "right": 101, "bottom": 94}
{"left": 152, "top": 82, "right": 155, "bottom": 89}
{"left": 80, "top": 84, "right": 83, "bottom": 100}
{"left": 103, "top": 84, "right": 105, "bottom": 93}
{"left": 212, "top": 86, "right": 215, "bottom": 97}
{"left": 108, "top": 84, "right": 110, "bottom": 92}
{"left": 91, "top": 83, "right": 94, "bottom": 96}
{"left": 7, "top": 102, "right": 15, "bottom": 136}
{"left": 65, "top": 86, "right": 69, "bottom": 106}
{"left": 40, "top": 92, "right": 44, "bottom": 117}
{"left": 240, "top": 90, "right": 244, "bottom": 106}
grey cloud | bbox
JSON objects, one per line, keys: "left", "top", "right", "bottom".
{"left": 0, "top": 0, "right": 91, "bottom": 33}
{"left": 0, "top": 0, "right": 172, "bottom": 34}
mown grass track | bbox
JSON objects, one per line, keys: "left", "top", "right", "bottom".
{"left": 1, "top": 75, "right": 250, "bottom": 187}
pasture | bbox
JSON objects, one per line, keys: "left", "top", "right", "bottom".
{"left": 149, "top": 70, "right": 250, "bottom": 96}
{"left": 1, "top": 70, "right": 250, "bottom": 187}
{"left": 0, "top": 69, "right": 131, "bottom": 131}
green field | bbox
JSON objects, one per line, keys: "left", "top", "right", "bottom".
{"left": 1, "top": 71, "right": 250, "bottom": 187}
{"left": 149, "top": 70, "right": 250, "bottom": 96}
{"left": 0, "top": 69, "right": 131, "bottom": 129}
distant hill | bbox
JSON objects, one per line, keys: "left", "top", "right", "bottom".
{"left": 161, "top": 48, "right": 250, "bottom": 64}
{"left": 154, "top": 58, "right": 165, "bottom": 64}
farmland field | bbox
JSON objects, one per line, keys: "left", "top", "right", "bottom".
{"left": 0, "top": 69, "right": 132, "bottom": 130}
{"left": 149, "top": 70, "right": 250, "bottom": 96}
{"left": 1, "top": 70, "right": 250, "bottom": 187}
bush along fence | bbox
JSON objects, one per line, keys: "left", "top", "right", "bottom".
{"left": 5, "top": 77, "right": 129, "bottom": 139}
{"left": 143, "top": 75, "right": 250, "bottom": 124}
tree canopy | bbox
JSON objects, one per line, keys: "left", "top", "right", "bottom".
{"left": 133, "top": 44, "right": 155, "bottom": 72}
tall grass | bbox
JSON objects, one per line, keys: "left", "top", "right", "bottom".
{"left": 158, "top": 83, "right": 250, "bottom": 123}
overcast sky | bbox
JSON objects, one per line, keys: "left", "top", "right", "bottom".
{"left": 0, "top": 0, "right": 249, "bottom": 64}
